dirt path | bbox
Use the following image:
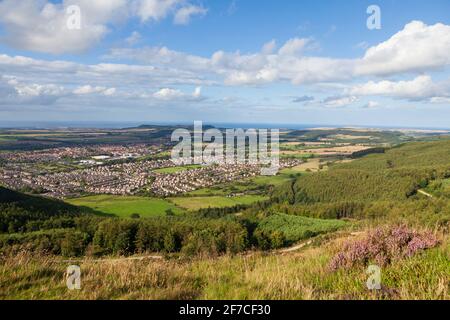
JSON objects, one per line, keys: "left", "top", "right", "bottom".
{"left": 279, "top": 240, "right": 313, "bottom": 253}
{"left": 277, "top": 231, "right": 365, "bottom": 254}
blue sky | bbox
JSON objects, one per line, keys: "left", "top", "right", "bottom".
{"left": 1, "top": 0, "right": 450, "bottom": 128}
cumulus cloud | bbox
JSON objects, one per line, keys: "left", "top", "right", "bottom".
{"left": 135, "top": 0, "right": 179, "bottom": 22}
{"left": 0, "top": 0, "right": 127, "bottom": 54}
{"left": 103, "top": 21, "right": 450, "bottom": 88}
{"left": 0, "top": 75, "right": 66, "bottom": 105}
{"left": 0, "top": 0, "right": 207, "bottom": 54}
{"left": 356, "top": 21, "right": 450, "bottom": 76}
{"left": 278, "top": 38, "right": 310, "bottom": 56}
{"left": 153, "top": 86, "right": 203, "bottom": 101}
{"left": 107, "top": 37, "right": 354, "bottom": 86}
{"left": 3, "top": 17, "right": 450, "bottom": 111}
{"left": 73, "top": 85, "right": 116, "bottom": 96}
{"left": 349, "top": 76, "right": 440, "bottom": 100}
{"left": 1, "top": 11, "right": 450, "bottom": 88}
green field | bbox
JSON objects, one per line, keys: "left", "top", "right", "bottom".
{"left": 67, "top": 195, "right": 182, "bottom": 218}
{"left": 169, "top": 195, "right": 268, "bottom": 210}
{"left": 186, "top": 173, "right": 296, "bottom": 197}
{"left": 257, "top": 213, "right": 346, "bottom": 243}
{"left": 153, "top": 165, "right": 201, "bottom": 174}
{"left": 187, "top": 184, "right": 249, "bottom": 196}
{"left": 251, "top": 174, "right": 295, "bottom": 186}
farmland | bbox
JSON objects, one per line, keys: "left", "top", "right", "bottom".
{"left": 67, "top": 195, "right": 182, "bottom": 218}
{"left": 169, "top": 195, "right": 268, "bottom": 211}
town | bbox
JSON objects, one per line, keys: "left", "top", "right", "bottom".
{"left": 0, "top": 143, "right": 302, "bottom": 199}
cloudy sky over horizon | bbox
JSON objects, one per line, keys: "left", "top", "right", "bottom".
{"left": 1, "top": 0, "right": 450, "bottom": 128}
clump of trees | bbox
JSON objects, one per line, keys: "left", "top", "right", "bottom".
{"left": 92, "top": 217, "right": 247, "bottom": 256}
{"left": 0, "top": 213, "right": 250, "bottom": 257}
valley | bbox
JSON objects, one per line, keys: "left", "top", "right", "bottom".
{"left": 0, "top": 125, "right": 449, "bottom": 300}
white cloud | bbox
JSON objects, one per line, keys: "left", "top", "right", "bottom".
{"left": 349, "top": 76, "right": 436, "bottom": 100}
{"left": 4, "top": 18, "right": 450, "bottom": 111}
{"left": 174, "top": 5, "right": 207, "bottom": 25}
{"left": 135, "top": 0, "right": 179, "bottom": 22}
{"left": 0, "top": 0, "right": 127, "bottom": 54}
{"left": 322, "top": 95, "right": 358, "bottom": 108}
{"left": 153, "top": 88, "right": 183, "bottom": 100}
{"left": 357, "top": 21, "right": 450, "bottom": 76}
{"left": 73, "top": 85, "right": 116, "bottom": 96}
{"left": 104, "top": 37, "right": 350, "bottom": 86}
{"left": 0, "top": 0, "right": 207, "bottom": 54}
{"left": 153, "top": 86, "right": 203, "bottom": 101}
{"left": 278, "top": 38, "right": 310, "bottom": 56}
{"left": 103, "top": 21, "right": 450, "bottom": 88}
{"left": 0, "top": 52, "right": 207, "bottom": 88}
{"left": 0, "top": 75, "right": 66, "bottom": 105}
{"left": 104, "top": 20, "right": 450, "bottom": 85}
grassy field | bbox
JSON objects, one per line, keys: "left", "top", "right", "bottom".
{"left": 169, "top": 195, "right": 268, "bottom": 210}
{"left": 251, "top": 174, "right": 295, "bottom": 186}
{"left": 187, "top": 173, "right": 296, "bottom": 196}
{"left": 186, "top": 183, "right": 252, "bottom": 196}
{"left": 280, "top": 159, "right": 324, "bottom": 173}
{"left": 67, "top": 195, "right": 182, "bottom": 218}
{"left": 1, "top": 232, "right": 447, "bottom": 300}
{"left": 280, "top": 153, "right": 314, "bottom": 159}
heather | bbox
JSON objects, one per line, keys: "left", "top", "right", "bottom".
{"left": 330, "top": 225, "right": 440, "bottom": 271}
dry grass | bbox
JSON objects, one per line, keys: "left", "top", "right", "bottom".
{"left": 1, "top": 231, "right": 448, "bottom": 300}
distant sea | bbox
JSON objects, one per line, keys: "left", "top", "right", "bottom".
{"left": 0, "top": 121, "right": 449, "bottom": 131}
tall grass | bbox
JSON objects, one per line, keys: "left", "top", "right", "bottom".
{"left": 1, "top": 231, "right": 448, "bottom": 300}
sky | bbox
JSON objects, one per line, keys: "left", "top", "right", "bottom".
{"left": 1, "top": 0, "right": 450, "bottom": 128}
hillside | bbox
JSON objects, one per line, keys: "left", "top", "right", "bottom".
{"left": 0, "top": 186, "right": 80, "bottom": 213}
{"left": 276, "top": 139, "right": 450, "bottom": 203}
{"left": 0, "top": 186, "right": 82, "bottom": 233}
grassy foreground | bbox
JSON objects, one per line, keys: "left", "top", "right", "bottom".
{"left": 1, "top": 232, "right": 448, "bottom": 300}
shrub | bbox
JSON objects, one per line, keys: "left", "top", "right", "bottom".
{"left": 329, "top": 225, "right": 440, "bottom": 271}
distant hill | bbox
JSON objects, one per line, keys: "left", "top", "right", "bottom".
{"left": 125, "top": 124, "right": 216, "bottom": 131}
